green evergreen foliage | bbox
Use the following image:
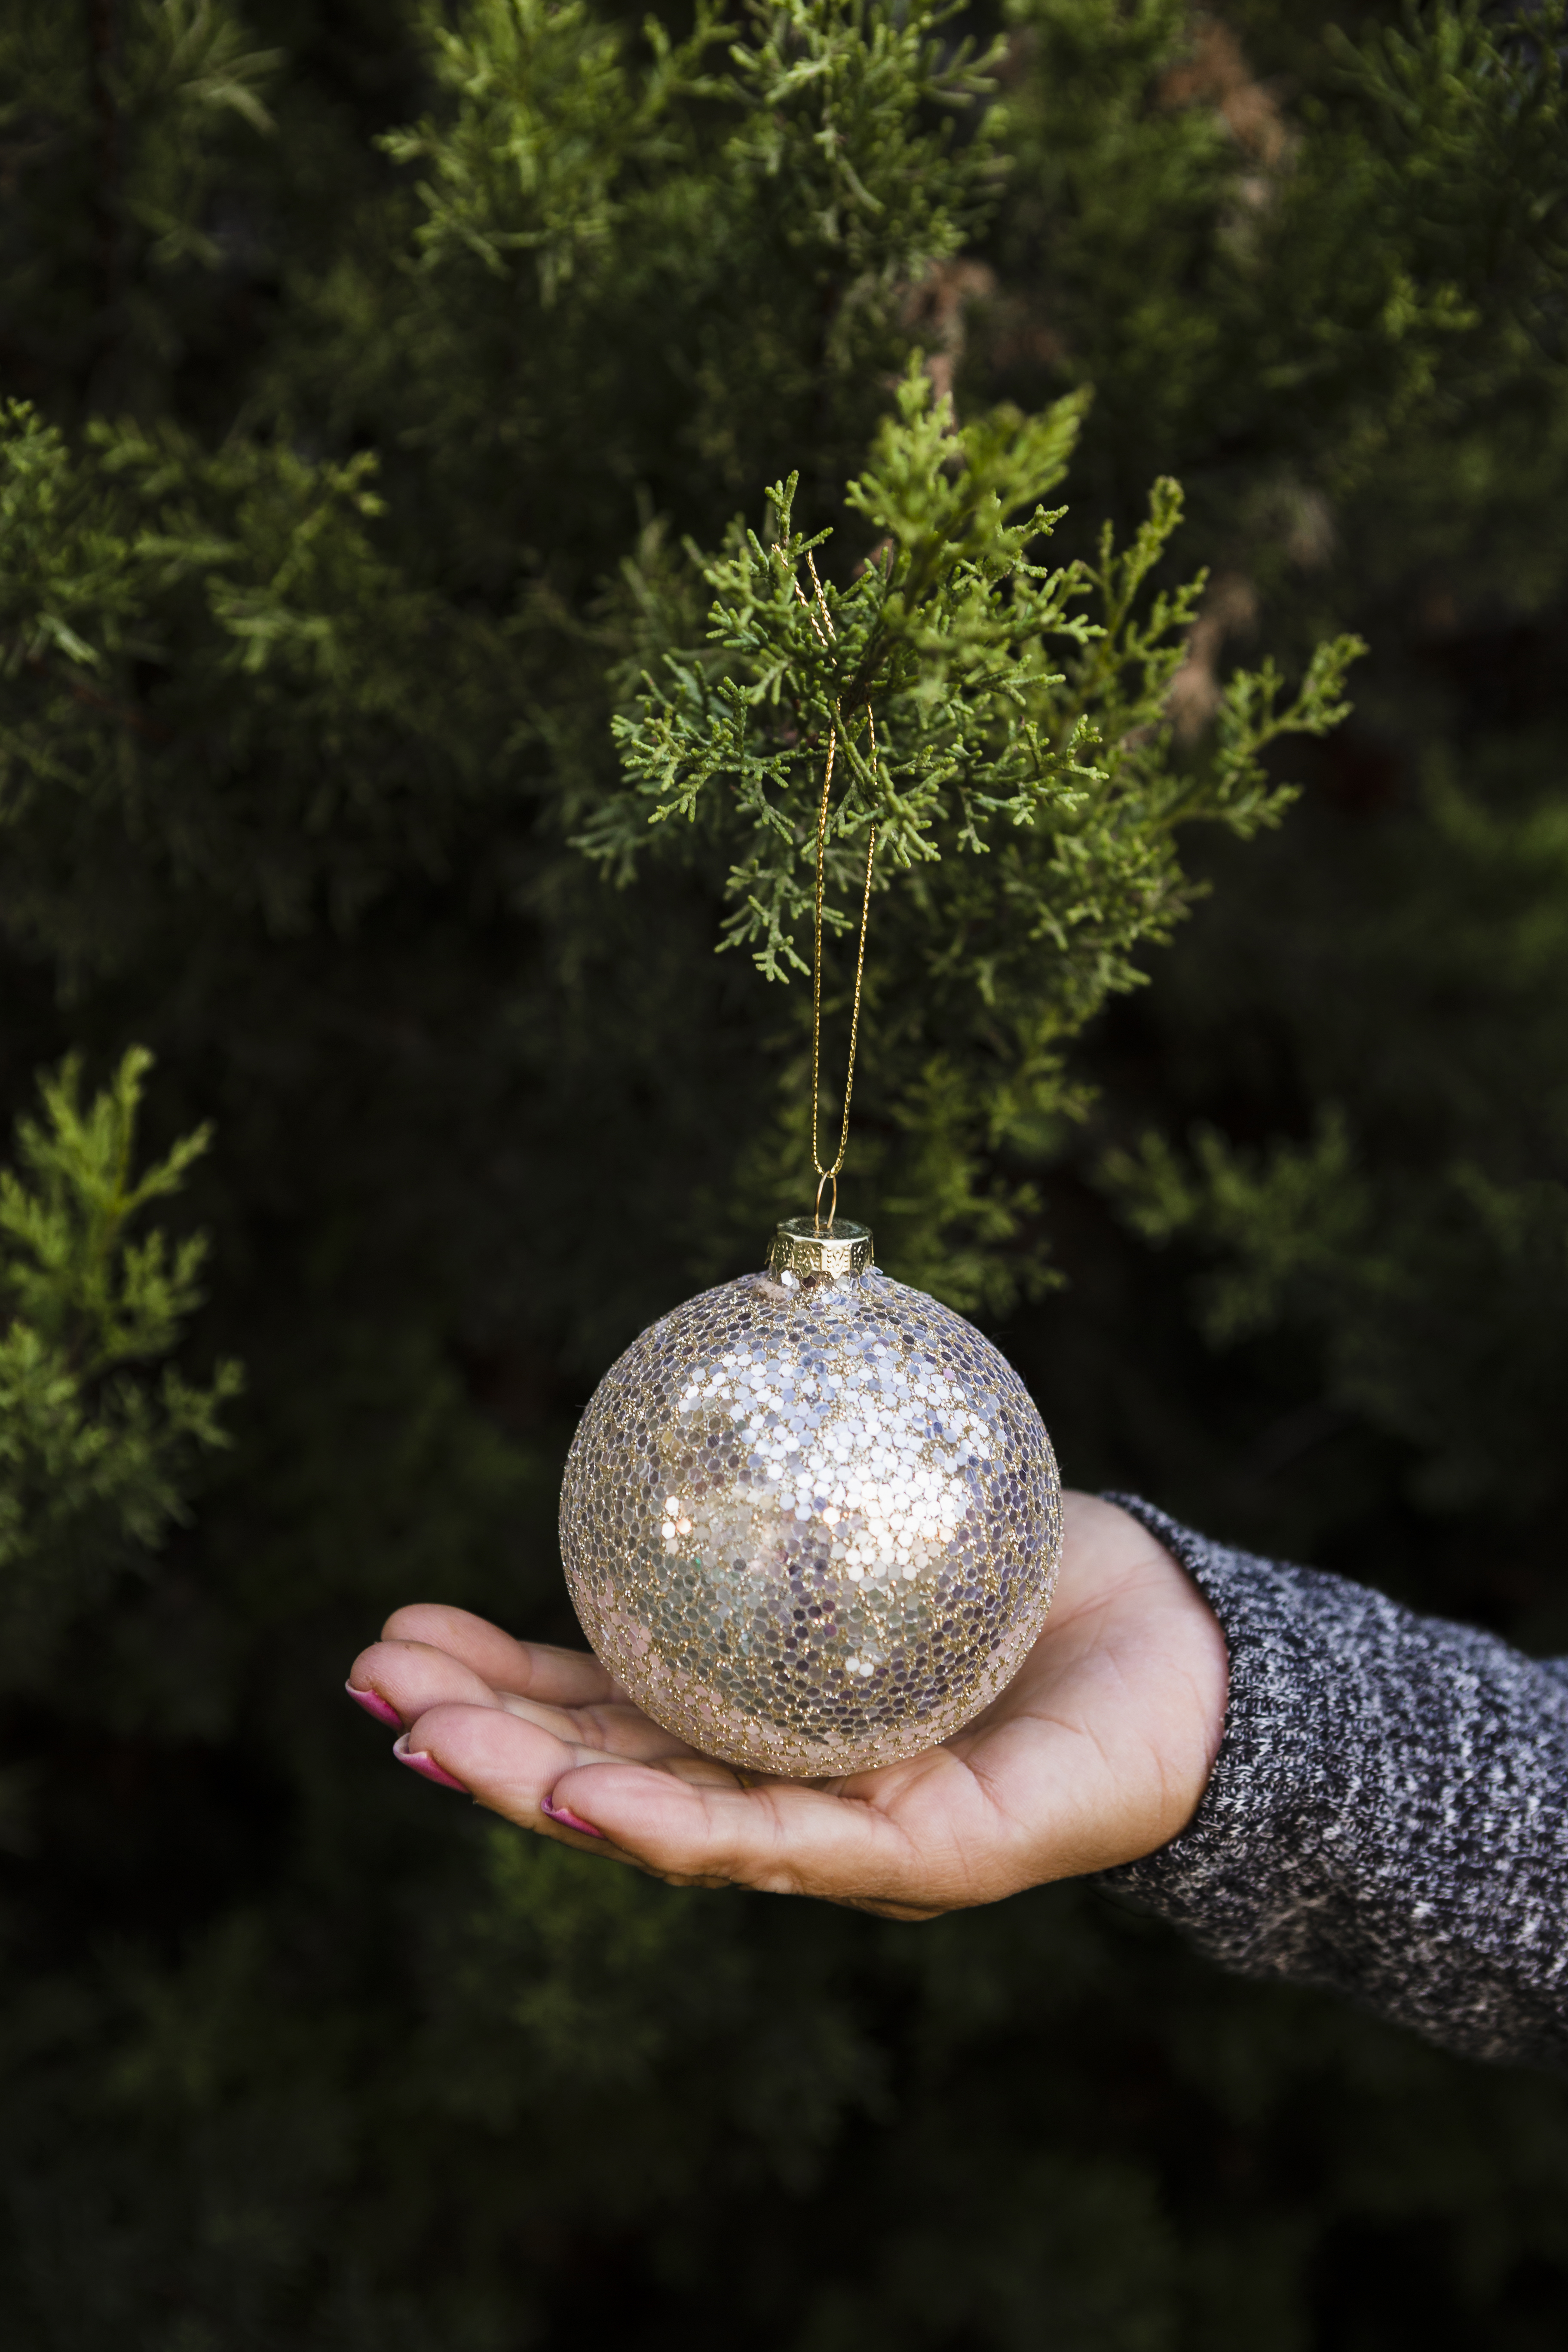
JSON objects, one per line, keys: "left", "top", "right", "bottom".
{"left": 0, "top": 1045, "right": 237, "bottom": 1680}
{"left": 0, "top": 1, "right": 1565, "bottom": 2346}
{"left": 602, "top": 372, "right": 1354, "bottom": 993}
{"left": 596, "top": 368, "right": 1357, "bottom": 1293}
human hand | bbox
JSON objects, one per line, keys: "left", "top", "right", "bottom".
{"left": 346, "top": 1491, "right": 1228, "bottom": 1918}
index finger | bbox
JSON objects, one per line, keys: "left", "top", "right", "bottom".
{"left": 410, "top": 1702, "right": 987, "bottom": 1912}
{"left": 380, "top": 1603, "right": 623, "bottom": 1705}
{"left": 547, "top": 1762, "right": 968, "bottom": 1909}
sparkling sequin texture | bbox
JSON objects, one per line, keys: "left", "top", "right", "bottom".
{"left": 560, "top": 1259, "right": 1061, "bottom": 1776}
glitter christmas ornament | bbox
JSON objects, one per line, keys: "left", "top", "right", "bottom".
{"left": 559, "top": 1217, "right": 1062, "bottom": 1777}
{"left": 563, "top": 576, "right": 1062, "bottom": 1773}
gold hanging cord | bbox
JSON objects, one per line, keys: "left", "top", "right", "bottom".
{"left": 782, "top": 550, "right": 879, "bottom": 1235}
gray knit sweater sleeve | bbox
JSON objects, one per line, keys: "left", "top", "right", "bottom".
{"left": 1096, "top": 1496, "right": 1568, "bottom": 2067}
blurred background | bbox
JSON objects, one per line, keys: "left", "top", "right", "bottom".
{"left": 1, "top": 1, "right": 1565, "bottom": 2344}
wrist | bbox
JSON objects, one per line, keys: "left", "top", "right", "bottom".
{"left": 1060, "top": 1491, "right": 1231, "bottom": 1861}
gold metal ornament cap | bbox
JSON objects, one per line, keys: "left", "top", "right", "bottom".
{"left": 766, "top": 1215, "right": 874, "bottom": 1283}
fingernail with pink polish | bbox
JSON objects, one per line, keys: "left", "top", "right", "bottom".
{"left": 392, "top": 1733, "right": 468, "bottom": 1793}
{"left": 540, "top": 1793, "right": 603, "bottom": 1838}
{"left": 346, "top": 1681, "right": 401, "bottom": 1730}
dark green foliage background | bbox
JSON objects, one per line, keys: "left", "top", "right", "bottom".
{"left": 2, "top": 2, "right": 1566, "bottom": 2345}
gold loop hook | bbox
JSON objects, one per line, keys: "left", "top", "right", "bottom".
{"left": 775, "top": 543, "right": 881, "bottom": 1222}
{"left": 809, "top": 710, "right": 878, "bottom": 1205}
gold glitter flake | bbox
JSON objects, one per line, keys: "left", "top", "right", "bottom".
{"left": 560, "top": 1232, "right": 1062, "bottom": 1777}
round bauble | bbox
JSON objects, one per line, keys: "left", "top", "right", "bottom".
{"left": 560, "top": 1218, "right": 1062, "bottom": 1777}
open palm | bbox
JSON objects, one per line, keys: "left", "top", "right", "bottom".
{"left": 347, "top": 1493, "right": 1228, "bottom": 1917}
